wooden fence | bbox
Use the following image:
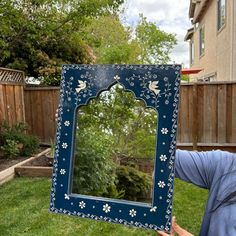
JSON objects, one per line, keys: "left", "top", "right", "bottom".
{"left": 24, "top": 87, "right": 59, "bottom": 143}
{"left": 0, "top": 68, "right": 25, "bottom": 126}
{"left": 178, "top": 82, "right": 236, "bottom": 151}
{"left": 23, "top": 82, "right": 236, "bottom": 151}
{"left": 0, "top": 69, "right": 235, "bottom": 151}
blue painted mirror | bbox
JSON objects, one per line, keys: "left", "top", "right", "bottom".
{"left": 50, "top": 64, "right": 181, "bottom": 232}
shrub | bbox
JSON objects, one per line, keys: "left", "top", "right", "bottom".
{"left": 0, "top": 121, "right": 39, "bottom": 158}
{"left": 1, "top": 139, "right": 20, "bottom": 158}
{"left": 115, "top": 164, "right": 152, "bottom": 201}
{"left": 72, "top": 127, "right": 116, "bottom": 196}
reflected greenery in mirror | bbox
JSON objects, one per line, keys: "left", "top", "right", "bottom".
{"left": 72, "top": 84, "right": 157, "bottom": 203}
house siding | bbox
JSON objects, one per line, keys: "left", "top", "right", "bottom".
{"left": 188, "top": 0, "right": 235, "bottom": 81}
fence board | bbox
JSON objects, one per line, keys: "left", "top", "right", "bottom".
{"left": 0, "top": 85, "right": 6, "bottom": 122}
{"left": 232, "top": 85, "right": 236, "bottom": 141}
{"left": 14, "top": 85, "right": 25, "bottom": 123}
{"left": 5, "top": 85, "right": 16, "bottom": 126}
{"left": 203, "top": 85, "right": 218, "bottom": 143}
{"left": 0, "top": 68, "right": 25, "bottom": 126}
{"left": 217, "top": 84, "right": 227, "bottom": 143}
{"left": 197, "top": 85, "right": 204, "bottom": 142}
{"left": 24, "top": 88, "right": 59, "bottom": 143}
{"left": 226, "top": 85, "right": 233, "bottom": 142}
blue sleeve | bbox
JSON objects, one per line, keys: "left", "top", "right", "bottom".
{"left": 175, "top": 150, "right": 222, "bottom": 189}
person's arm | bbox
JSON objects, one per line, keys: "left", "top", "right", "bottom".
{"left": 175, "top": 150, "right": 223, "bottom": 189}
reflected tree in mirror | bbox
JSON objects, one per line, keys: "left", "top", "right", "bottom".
{"left": 72, "top": 84, "right": 157, "bottom": 203}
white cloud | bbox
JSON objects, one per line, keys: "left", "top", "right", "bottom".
{"left": 121, "top": 0, "right": 192, "bottom": 66}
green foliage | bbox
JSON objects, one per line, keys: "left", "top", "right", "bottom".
{"left": 77, "top": 85, "right": 157, "bottom": 159}
{"left": 181, "top": 74, "right": 190, "bottom": 82}
{"left": 1, "top": 139, "right": 20, "bottom": 158}
{"left": 0, "top": 121, "right": 39, "bottom": 158}
{"left": 82, "top": 15, "right": 140, "bottom": 64}
{"left": 83, "top": 14, "right": 177, "bottom": 65}
{"left": 72, "top": 127, "right": 116, "bottom": 196}
{"left": 115, "top": 164, "right": 152, "bottom": 201}
{"left": 136, "top": 14, "right": 177, "bottom": 64}
{"left": 102, "top": 184, "right": 125, "bottom": 199}
{"left": 0, "top": 0, "right": 124, "bottom": 84}
{"left": 0, "top": 1, "right": 176, "bottom": 85}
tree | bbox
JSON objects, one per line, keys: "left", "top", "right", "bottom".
{"left": 82, "top": 14, "right": 177, "bottom": 65}
{"left": 82, "top": 15, "right": 140, "bottom": 64}
{"left": 0, "top": 0, "right": 124, "bottom": 83}
{"left": 135, "top": 14, "right": 177, "bottom": 64}
{"left": 77, "top": 84, "right": 157, "bottom": 159}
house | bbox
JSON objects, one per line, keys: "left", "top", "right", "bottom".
{"left": 185, "top": 0, "right": 236, "bottom": 81}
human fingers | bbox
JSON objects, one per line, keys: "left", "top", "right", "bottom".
{"left": 172, "top": 216, "right": 194, "bottom": 236}
{"left": 156, "top": 230, "right": 171, "bottom": 236}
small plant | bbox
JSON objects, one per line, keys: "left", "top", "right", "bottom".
{"left": 0, "top": 121, "right": 39, "bottom": 158}
{"left": 1, "top": 139, "right": 20, "bottom": 158}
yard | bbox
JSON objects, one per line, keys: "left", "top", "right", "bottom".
{"left": 0, "top": 177, "right": 208, "bottom": 236}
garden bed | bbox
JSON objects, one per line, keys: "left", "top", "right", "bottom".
{"left": 0, "top": 156, "right": 29, "bottom": 172}
{"left": 0, "top": 148, "right": 51, "bottom": 185}
{"left": 15, "top": 148, "right": 53, "bottom": 178}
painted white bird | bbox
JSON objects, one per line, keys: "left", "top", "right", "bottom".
{"left": 76, "top": 80, "right": 87, "bottom": 93}
{"left": 148, "top": 81, "right": 160, "bottom": 95}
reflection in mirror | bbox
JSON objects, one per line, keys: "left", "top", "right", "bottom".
{"left": 72, "top": 84, "right": 157, "bottom": 204}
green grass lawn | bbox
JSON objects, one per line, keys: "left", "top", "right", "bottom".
{"left": 0, "top": 178, "right": 208, "bottom": 236}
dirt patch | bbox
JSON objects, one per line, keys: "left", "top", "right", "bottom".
{"left": 24, "top": 155, "right": 53, "bottom": 167}
{"left": 0, "top": 148, "right": 49, "bottom": 172}
{"left": 0, "top": 157, "right": 29, "bottom": 172}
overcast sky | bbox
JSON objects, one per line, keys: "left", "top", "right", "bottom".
{"left": 122, "top": 0, "right": 192, "bottom": 67}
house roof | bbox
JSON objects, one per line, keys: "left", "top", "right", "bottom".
{"left": 184, "top": 27, "right": 194, "bottom": 41}
{"left": 189, "top": 0, "right": 210, "bottom": 23}
{"left": 189, "top": 0, "right": 196, "bottom": 18}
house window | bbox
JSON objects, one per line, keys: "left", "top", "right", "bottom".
{"left": 199, "top": 26, "right": 205, "bottom": 56}
{"left": 217, "top": 0, "right": 226, "bottom": 30}
{"left": 190, "top": 39, "right": 194, "bottom": 65}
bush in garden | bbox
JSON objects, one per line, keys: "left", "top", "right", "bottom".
{"left": 115, "top": 164, "right": 152, "bottom": 201}
{"left": 0, "top": 121, "right": 39, "bottom": 158}
{"left": 72, "top": 127, "right": 116, "bottom": 196}
{"left": 1, "top": 139, "right": 20, "bottom": 158}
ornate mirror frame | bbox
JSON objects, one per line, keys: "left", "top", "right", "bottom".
{"left": 49, "top": 64, "right": 181, "bottom": 232}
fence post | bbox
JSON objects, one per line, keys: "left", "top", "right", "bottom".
{"left": 192, "top": 83, "right": 198, "bottom": 150}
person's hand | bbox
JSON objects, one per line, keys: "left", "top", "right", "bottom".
{"left": 157, "top": 216, "right": 193, "bottom": 236}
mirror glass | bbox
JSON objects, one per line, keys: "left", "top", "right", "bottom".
{"left": 72, "top": 84, "right": 158, "bottom": 204}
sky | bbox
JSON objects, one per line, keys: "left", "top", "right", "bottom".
{"left": 122, "top": 0, "right": 192, "bottom": 67}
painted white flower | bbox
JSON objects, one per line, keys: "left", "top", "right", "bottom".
{"left": 160, "top": 155, "right": 167, "bottom": 162}
{"left": 64, "top": 193, "right": 70, "bottom": 200}
{"left": 129, "top": 209, "right": 137, "bottom": 217}
{"left": 103, "top": 204, "right": 111, "bottom": 213}
{"left": 64, "top": 121, "right": 70, "bottom": 126}
{"left": 79, "top": 201, "right": 86, "bottom": 209}
{"left": 150, "top": 206, "right": 157, "bottom": 212}
{"left": 60, "top": 169, "right": 66, "bottom": 175}
{"left": 161, "top": 128, "right": 168, "bottom": 134}
{"left": 114, "top": 75, "right": 120, "bottom": 80}
{"left": 62, "top": 143, "right": 68, "bottom": 149}
{"left": 158, "top": 181, "right": 166, "bottom": 188}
